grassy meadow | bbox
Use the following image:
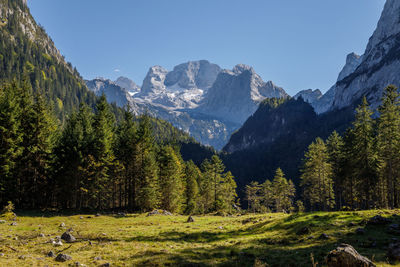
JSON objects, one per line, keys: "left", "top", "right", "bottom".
{"left": 0, "top": 210, "right": 399, "bottom": 266}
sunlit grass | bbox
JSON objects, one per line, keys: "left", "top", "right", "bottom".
{"left": 0, "top": 210, "right": 399, "bottom": 266}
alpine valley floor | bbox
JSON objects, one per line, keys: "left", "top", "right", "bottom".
{"left": 0, "top": 210, "right": 400, "bottom": 266}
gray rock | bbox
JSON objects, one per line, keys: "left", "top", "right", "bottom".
{"left": 0, "top": 220, "right": 6, "bottom": 224}
{"left": 59, "top": 222, "right": 65, "bottom": 227}
{"left": 319, "top": 233, "right": 329, "bottom": 239}
{"left": 100, "top": 263, "right": 111, "bottom": 267}
{"left": 326, "top": 243, "right": 376, "bottom": 267}
{"left": 147, "top": 210, "right": 160, "bottom": 216}
{"left": 187, "top": 216, "right": 195, "bottom": 223}
{"left": 162, "top": 210, "right": 172, "bottom": 216}
{"left": 46, "top": 251, "right": 55, "bottom": 257}
{"left": 61, "top": 231, "right": 76, "bottom": 243}
{"left": 55, "top": 253, "right": 72, "bottom": 262}
{"left": 10, "top": 222, "right": 17, "bottom": 226}
{"left": 94, "top": 256, "right": 102, "bottom": 260}
{"left": 39, "top": 233, "right": 45, "bottom": 237}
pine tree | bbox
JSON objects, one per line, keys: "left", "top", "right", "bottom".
{"left": 326, "top": 131, "right": 344, "bottom": 209}
{"left": 0, "top": 82, "right": 22, "bottom": 205}
{"left": 271, "top": 168, "right": 295, "bottom": 212}
{"left": 351, "top": 97, "right": 378, "bottom": 209}
{"left": 199, "top": 159, "right": 214, "bottom": 213}
{"left": 300, "top": 138, "right": 335, "bottom": 211}
{"left": 216, "top": 171, "right": 237, "bottom": 213}
{"left": 210, "top": 155, "right": 225, "bottom": 211}
{"left": 245, "top": 181, "right": 261, "bottom": 213}
{"left": 377, "top": 85, "right": 400, "bottom": 208}
{"left": 158, "top": 145, "right": 184, "bottom": 213}
{"left": 91, "top": 94, "right": 116, "bottom": 209}
{"left": 184, "top": 160, "right": 201, "bottom": 214}
{"left": 136, "top": 114, "right": 159, "bottom": 211}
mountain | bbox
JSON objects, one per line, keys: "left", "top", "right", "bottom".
{"left": 85, "top": 78, "right": 134, "bottom": 108}
{"left": 86, "top": 61, "right": 288, "bottom": 149}
{"left": 294, "top": 89, "right": 322, "bottom": 104}
{"left": 198, "top": 64, "right": 288, "bottom": 124}
{"left": 332, "top": 0, "right": 400, "bottom": 111}
{"left": 114, "top": 76, "right": 140, "bottom": 95}
{"left": 0, "top": 0, "right": 97, "bottom": 119}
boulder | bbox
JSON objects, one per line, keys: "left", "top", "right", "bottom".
{"left": 326, "top": 244, "right": 376, "bottom": 267}
{"left": 55, "top": 253, "right": 72, "bottom": 262}
{"left": 162, "top": 210, "right": 172, "bottom": 216}
{"left": 187, "top": 216, "right": 195, "bottom": 223}
{"left": 61, "top": 231, "right": 76, "bottom": 243}
{"left": 147, "top": 210, "right": 160, "bottom": 216}
{"left": 368, "top": 215, "right": 391, "bottom": 225}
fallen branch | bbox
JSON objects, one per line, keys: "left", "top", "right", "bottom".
{"left": 5, "top": 245, "right": 18, "bottom": 252}
{"left": 56, "top": 244, "right": 72, "bottom": 253}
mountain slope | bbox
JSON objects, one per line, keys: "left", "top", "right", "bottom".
{"left": 0, "top": 0, "right": 97, "bottom": 119}
{"left": 333, "top": 0, "right": 400, "bottom": 111}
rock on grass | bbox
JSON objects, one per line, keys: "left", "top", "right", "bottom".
{"left": 326, "top": 243, "right": 375, "bottom": 267}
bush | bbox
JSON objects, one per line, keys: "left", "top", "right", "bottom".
{"left": 2, "top": 201, "right": 16, "bottom": 220}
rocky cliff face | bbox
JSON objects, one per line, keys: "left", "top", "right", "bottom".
{"left": 333, "top": 0, "right": 400, "bottom": 110}
{"left": 294, "top": 89, "right": 322, "bottom": 104}
{"left": 198, "top": 64, "right": 288, "bottom": 124}
{"left": 115, "top": 76, "right": 140, "bottom": 95}
{"left": 86, "top": 78, "right": 134, "bottom": 108}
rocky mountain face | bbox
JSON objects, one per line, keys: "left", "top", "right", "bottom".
{"left": 86, "top": 61, "right": 288, "bottom": 149}
{"left": 294, "top": 89, "right": 322, "bottom": 104}
{"left": 85, "top": 78, "right": 133, "bottom": 108}
{"left": 198, "top": 64, "right": 288, "bottom": 124}
{"left": 332, "top": 0, "right": 400, "bottom": 111}
{"left": 114, "top": 76, "right": 140, "bottom": 95}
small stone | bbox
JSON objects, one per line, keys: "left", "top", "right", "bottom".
{"left": 0, "top": 220, "right": 6, "bottom": 224}
{"left": 47, "top": 251, "right": 55, "bottom": 257}
{"left": 187, "top": 216, "right": 195, "bottom": 223}
{"left": 61, "top": 232, "right": 76, "bottom": 243}
{"left": 162, "top": 210, "right": 172, "bottom": 216}
{"left": 100, "top": 263, "right": 111, "bottom": 267}
{"left": 94, "top": 256, "right": 102, "bottom": 261}
{"left": 10, "top": 222, "right": 17, "bottom": 226}
{"left": 55, "top": 253, "right": 72, "bottom": 262}
{"left": 59, "top": 222, "right": 65, "bottom": 227}
{"left": 87, "top": 216, "right": 92, "bottom": 219}
{"left": 147, "top": 210, "right": 160, "bottom": 216}
{"left": 95, "top": 213, "right": 101, "bottom": 217}
{"left": 101, "top": 233, "right": 107, "bottom": 236}
{"left": 18, "top": 255, "right": 26, "bottom": 260}
{"left": 79, "top": 216, "right": 84, "bottom": 219}
{"left": 88, "top": 240, "right": 93, "bottom": 246}
{"left": 39, "top": 233, "right": 45, "bottom": 237}
{"left": 13, "top": 236, "right": 18, "bottom": 240}
{"left": 0, "top": 253, "right": 4, "bottom": 256}
{"left": 52, "top": 240, "right": 63, "bottom": 247}
{"left": 117, "top": 212, "right": 126, "bottom": 217}
{"left": 218, "top": 226, "right": 224, "bottom": 230}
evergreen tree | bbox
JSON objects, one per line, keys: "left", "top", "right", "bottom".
{"left": 136, "top": 114, "right": 159, "bottom": 211}
{"left": 216, "top": 171, "right": 237, "bottom": 213}
{"left": 183, "top": 160, "right": 201, "bottom": 214}
{"left": 158, "top": 145, "right": 184, "bottom": 213}
{"left": 271, "top": 168, "right": 295, "bottom": 212}
{"left": 0, "top": 82, "right": 22, "bottom": 205}
{"left": 245, "top": 181, "right": 261, "bottom": 213}
{"left": 300, "top": 138, "right": 335, "bottom": 211}
{"left": 326, "top": 131, "right": 344, "bottom": 209}
{"left": 351, "top": 97, "right": 378, "bottom": 209}
{"left": 377, "top": 85, "right": 400, "bottom": 208}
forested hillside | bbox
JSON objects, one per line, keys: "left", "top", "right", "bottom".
{"left": 0, "top": 0, "right": 97, "bottom": 120}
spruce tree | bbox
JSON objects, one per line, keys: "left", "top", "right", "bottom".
{"left": 377, "top": 85, "right": 400, "bottom": 208}
{"left": 271, "top": 168, "right": 295, "bottom": 212}
{"left": 300, "top": 138, "right": 335, "bottom": 211}
{"left": 351, "top": 97, "right": 378, "bottom": 209}
{"left": 158, "top": 145, "right": 184, "bottom": 213}
{"left": 184, "top": 160, "right": 201, "bottom": 214}
{"left": 326, "top": 131, "right": 344, "bottom": 209}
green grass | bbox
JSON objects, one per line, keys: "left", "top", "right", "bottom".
{"left": 0, "top": 210, "right": 399, "bottom": 266}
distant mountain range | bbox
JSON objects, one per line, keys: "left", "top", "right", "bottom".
{"left": 86, "top": 61, "right": 288, "bottom": 149}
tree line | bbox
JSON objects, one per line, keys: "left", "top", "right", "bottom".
{"left": 0, "top": 81, "right": 237, "bottom": 214}
{"left": 246, "top": 85, "right": 400, "bottom": 212}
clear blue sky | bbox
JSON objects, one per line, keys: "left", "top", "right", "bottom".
{"left": 28, "top": 0, "right": 385, "bottom": 95}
